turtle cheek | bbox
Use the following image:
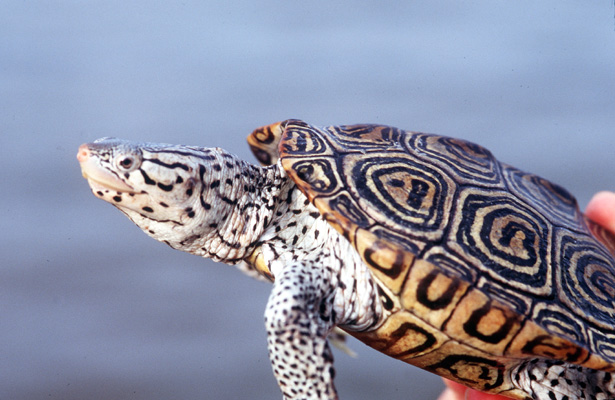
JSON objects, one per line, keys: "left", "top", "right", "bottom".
{"left": 92, "top": 188, "right": 129, "bottom": 205}
{"left": 93, "top": 189, "right": 106, "bottom": 199}
{"left": 174, "top": 179, "right": 202, "bottom": 213}
{"left": 103, "top": 190, "right": 158, "bottom": 216}
{"left": 120, "top": 199, "right": 156, "bottom": 215}
{"left": 183, "top": 178, "right": 197, "bottom": 200}
{"left": 179, "top": 206, "right": 199, "bottom": 225}
{"left": 111, "top": 193, "right": 124, "bottom": 203}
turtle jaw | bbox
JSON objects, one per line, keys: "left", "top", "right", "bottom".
{"left": 77, "top": 144, "right": 136, "bottom": 194}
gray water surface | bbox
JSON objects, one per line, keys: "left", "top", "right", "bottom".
{"left": 2, "top": 2, "right": 615, "bottom": 399}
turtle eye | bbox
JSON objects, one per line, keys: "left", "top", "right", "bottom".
{"left": 116, "top": 155, "right": 139, "bottom": 171}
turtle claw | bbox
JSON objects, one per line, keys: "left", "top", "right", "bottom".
{"left": 329, "top": 327, "right": 357, "bottom": 358}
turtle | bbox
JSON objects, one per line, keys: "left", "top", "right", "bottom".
{"left": 77, "top": 119, "right": 615, "bottom": 400}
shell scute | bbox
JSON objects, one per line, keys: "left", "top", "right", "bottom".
{"left": 345, "top": 153, "right": 457, "bottom": 243}
{"left": 507, "top": 319, "right": 592, "bottom": 366}
{"left": 448, "top": 188, "right": 553, "bottom": 296}
{"left": 322, "top": 124, "right": 406, "bottom": 153}
{"left": 588, "top": 329, "right": 615, "bottom": 366}
{"left": 585, "top": 216, "right": 615, "bottom": 256}
{"left": 503, "top": 164, "right": 584, "bottom": 229}
{"left": 354, "top": 228, "right": 414, "bottom": 294}
{"left": 247, "top": 121, "right": 285, "bottom": 165}
{"left": 476, "top": 278, "right": 533, "bottom": 316}
{"left": 424, "top": 347, "right": 509, "bottom": 392}
{"left": 444, "top": 287, "right": 523, "bottom": 355}
{"left": 554, "top": 229, "right": 615, "bottom": 330}
{"left": 400, "top": 259, "right": 470, "bottom": 330}
{"left": 282, "top": 156, "right": 340, "bottom": 197}
{"left": 404, "top": 132, "right": 505, "bottom": 188}
{"left": 279, "top": 120, "right": 333, "bottom": 157}
{"left": 313, "top": 192, "right": 375, "bottom": 241}
{"left": 351, "top": 309, "right": 448, "bottom": 361}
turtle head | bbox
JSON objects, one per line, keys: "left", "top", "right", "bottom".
{"left": 77, "top": 137, "right": 217, "bottom": 248}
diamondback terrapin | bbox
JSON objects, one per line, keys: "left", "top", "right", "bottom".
{"left": 77, "top": 120, "right": 615, "bottom": 400}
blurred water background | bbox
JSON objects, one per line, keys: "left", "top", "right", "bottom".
{"left": 1, "top": 1, "right": 615, "bottom": 399}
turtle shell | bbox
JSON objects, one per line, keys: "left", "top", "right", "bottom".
{"left": 248, "top": 120, "right": 615, "bottom": 396}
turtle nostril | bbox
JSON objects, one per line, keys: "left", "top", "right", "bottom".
{"left": 77, "top": 145, "right": 90, "bottom": 162}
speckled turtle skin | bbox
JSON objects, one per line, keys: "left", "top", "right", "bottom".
{"left": 78, "top": 120, "right": 615, "bottom": 400}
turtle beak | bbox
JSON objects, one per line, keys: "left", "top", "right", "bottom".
{"left": 77, "top": 144, "right": 136, "bottom": 193}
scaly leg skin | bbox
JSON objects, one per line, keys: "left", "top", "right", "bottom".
{"left": 513, "top": 359, "right": 615, "bottom": 400}
{"left": 265, "top": 261, "right": 339, "bottom": 400}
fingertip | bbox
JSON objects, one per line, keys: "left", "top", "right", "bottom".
{"left": 436, "top": 388, "right": 457, "bottom": 400}
{"left": 586, "top": 191, "right": 615, "bottom": 234}
{"left": 466, "top": 389, "right": 509, "bottom": 400}
{"left": 441, "top": 379, "right": 512, "bottom": 400}
{"left": 442, "top": 379, "right": 469, "bottom": 398}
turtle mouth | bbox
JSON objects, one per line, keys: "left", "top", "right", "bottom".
{"left": 79, "top": 160, "right": 136, "bottom": 194}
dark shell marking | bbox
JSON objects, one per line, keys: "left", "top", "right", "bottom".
{"left": 248, "top": 120, "right": 615, "bottom": 399}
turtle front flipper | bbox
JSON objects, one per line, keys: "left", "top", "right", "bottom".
{"left": 264, "top": 259, "right": 340, "bottom": 400}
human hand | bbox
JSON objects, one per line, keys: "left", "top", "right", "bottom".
{"left": 437, "top": 191, "right": 615, "bottom": 400}
{"left": 437, "top": 379, "right": 504, "bottom": 400}
{"left": 585, "top": 191, "right": 615, "bottom": 233}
